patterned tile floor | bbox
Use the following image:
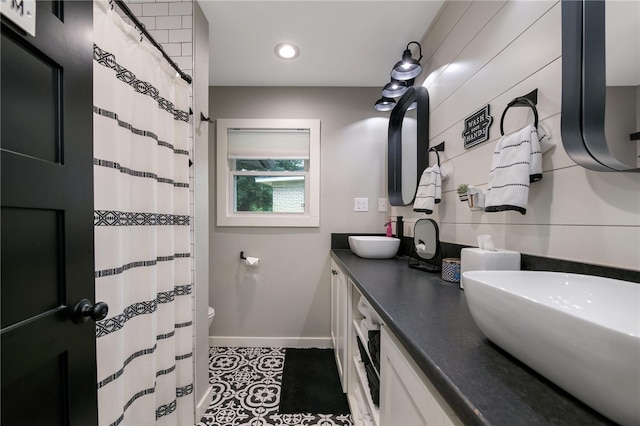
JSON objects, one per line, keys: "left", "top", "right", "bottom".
{"left": 197, "top": 347, "right": 353, "bottom": 426}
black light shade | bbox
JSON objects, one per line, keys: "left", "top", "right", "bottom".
{"left": 381, "top": 78, "right": 414, "bottom": 98}
{"left": 391, "top": 41, "right": 423, "bottom": 81}
{"left": 374, "top": 97, "right": 396, "bottom": 112}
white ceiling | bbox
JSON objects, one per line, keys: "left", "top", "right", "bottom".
{"left": 197, "top": 1, "right": 445, "bottom": 87}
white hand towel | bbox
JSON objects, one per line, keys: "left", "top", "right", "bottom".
{"left": 360, "top": 317, "right": 380, "bottom": 333}
{"left": 529, "top": 126, "right": 543, "bottom": 181}
{"left": 485, "top": 124, "right": 542, "bottom": 215}
{"left": 357, "top": 297, "right": 381, "bottom": 324}
{"left": 413, "top": 166, "right": 433, "bottom": 212}
{"left": 413, "top": 165, "right": 447, "bottom": 214}
{"left": 434, "top": 164, "right": 447, "bottom": 204}
{"left": 357, "top": 296, "right": 371, "bottom": 318}
{"left": 537, "top": 122, "right": 554, "bottom": 154}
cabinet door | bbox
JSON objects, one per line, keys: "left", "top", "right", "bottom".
{"left": 380, "top": 327, "right": 458, "bottom": 425}
{"left": 337, "top": 272, "right": 346, "bottom": 390}
{"left": 330, "top": 260, "right": 350, "bottom": 392}
{"left": 331, "top": 260, "right": 339, "bottom": 351}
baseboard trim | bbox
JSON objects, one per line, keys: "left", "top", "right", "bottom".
{"left": 209, "top": 336, "right": 333, "bottom": 348}
{"left": 195, "top": 385, "right": 214, "bottom": 422}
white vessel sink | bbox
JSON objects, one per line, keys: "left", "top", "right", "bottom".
{"left": 348, "top": 236, "right": 400, "bottom": 259}
{"left": 463, "top": 270, "right": 640, "bottom": 426}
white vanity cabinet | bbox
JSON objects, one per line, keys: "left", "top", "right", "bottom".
{"left": 331, "top": 257, "right": 462, "bottom": 426}
{"left": 331, "top": 259, "right": 351, "bottom": 391}
{"left": 380, "top": 326, "right": 461, "bottom": 426}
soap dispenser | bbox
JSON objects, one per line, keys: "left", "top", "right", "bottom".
{"left": 385, "top": 219, "right": 393, "bottom": 237}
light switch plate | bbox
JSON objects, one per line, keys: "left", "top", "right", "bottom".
{"left": 354, "top": 198, "right": 368, "bottom": 212}
{"left": 378, "top": 198, "right": 388, "bottom": 212}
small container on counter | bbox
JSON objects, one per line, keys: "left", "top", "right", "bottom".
{"left": 442, "top": 258, "right": 461, "bottom": 283}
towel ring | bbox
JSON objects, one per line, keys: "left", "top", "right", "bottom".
{"left": 428, "top": 146, "right": 441, "bottom": 167}
{"left": 500, "top": 97, "right": 538, "bottom": 136}
{"left": 428, "top": 141, "right": 445, "bottom": 167}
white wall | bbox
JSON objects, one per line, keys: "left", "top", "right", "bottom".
{"left": 393, "top": 0, "right": 639, "bottom": 272}
{"left": 208, "top": 87, "right": 389, "bottom": 346}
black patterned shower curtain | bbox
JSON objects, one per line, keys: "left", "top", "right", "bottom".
{"left": 92, "top": 1, "right": 193, "bottom": 424}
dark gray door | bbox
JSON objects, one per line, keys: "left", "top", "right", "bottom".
{"left": 1, "top": 2, "right": 97, "bottom": 425}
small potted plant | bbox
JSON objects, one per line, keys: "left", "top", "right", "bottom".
{"left": 457, "top": 184, "right": 469, "bottom": 202}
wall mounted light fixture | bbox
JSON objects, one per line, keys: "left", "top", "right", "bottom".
{"left": 382, "top": 78, "right": 415, "bottom": 98}
{"left": 374, "top": 97, "right": 397, "bottom": 112}
{"left": 373, "top": 41, "right": 424, "bottom": 111}
{"left": 391, "top": 41, "right": 423, "bottom": 81}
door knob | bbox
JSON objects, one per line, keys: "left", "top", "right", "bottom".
{"left": 72, "top": 299, "right": 109, "bottom": 324}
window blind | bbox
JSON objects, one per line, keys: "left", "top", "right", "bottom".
{"left": 227, "top": 129, "right": 310, "bottom": 160}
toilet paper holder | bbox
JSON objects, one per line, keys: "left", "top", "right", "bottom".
{"left": 240, "top": 251, "right": 260, "bottom": 267}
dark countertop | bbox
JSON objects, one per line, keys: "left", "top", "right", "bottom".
{"left": 330, "top": 249, "right": 614, "bottom": 426}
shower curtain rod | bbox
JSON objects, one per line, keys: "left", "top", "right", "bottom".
{"left": 112, "top": 0, "right": 192, "bottom": 84}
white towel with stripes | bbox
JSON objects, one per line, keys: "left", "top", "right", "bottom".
{"left": 413, "top": 164, "right": 447, "bottom": 214}
{"left": 485, "top": 124, "right": 542, "bottom": 215}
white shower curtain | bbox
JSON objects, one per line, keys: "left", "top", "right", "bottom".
{"left": 93, "top": 1, "right": 193, "bottom": 425}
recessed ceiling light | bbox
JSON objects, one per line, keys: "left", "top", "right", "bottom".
{"left": 274, "top": 43, "right": 299, "bottom": 60}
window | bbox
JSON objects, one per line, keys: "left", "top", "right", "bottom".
{"left": 216, "top": 119, "right": 320, "bottom": 227}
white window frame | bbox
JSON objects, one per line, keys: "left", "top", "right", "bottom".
{"left": 216, "top": 118, "right": 320, "bottom": 227}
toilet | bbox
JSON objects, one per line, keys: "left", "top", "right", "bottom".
{"left": 208, "top": 306, "right": 215, "bottom": 327}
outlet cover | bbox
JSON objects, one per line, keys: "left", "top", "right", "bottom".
{"left": 354, "top": 198, "right": 368, "bottom": 212}
{"left": 378, "top": 198, "right": 388, "bottom": 212}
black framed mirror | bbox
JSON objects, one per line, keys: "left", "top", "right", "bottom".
{"left": 561, "top": 0, "right": 639, "bottom": 172}
{"left": 408, "top": 218, "right": 441, "bottom": 272}
{"left": 388, "top": 86, "right": 429, "bottom": 205}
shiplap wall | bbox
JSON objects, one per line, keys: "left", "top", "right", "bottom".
{"left": 393, "top": 0, "right": 640, "bottom": 271}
